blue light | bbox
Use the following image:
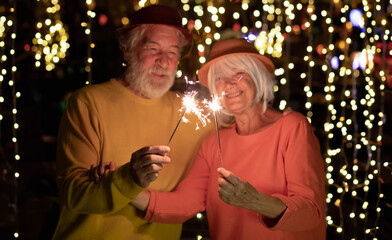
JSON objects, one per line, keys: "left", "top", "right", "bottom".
{"left": 248, "top": 33, "right": 257, "bottom": 42}
{"left": 242, "top": 32, "right": 258, "bottom": 43}
{"left": 349, "top": 9, "right": 364, "bottom": 30}
{"left": 331, "top": 56, "right": 339, "bottom": 69}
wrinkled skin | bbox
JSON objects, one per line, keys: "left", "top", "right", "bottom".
{"left": 89, "top": 145, "right": 170, "bottom": 188}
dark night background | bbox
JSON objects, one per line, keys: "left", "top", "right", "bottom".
{"left": 1, "top": 0, "right": 392, "bottom": 239}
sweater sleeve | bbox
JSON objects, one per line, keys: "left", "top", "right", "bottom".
{"left": 260, "top": 114, "right": 326, "bottom": 231}
{"left": 56, "top": 93, "right": 143, "bottom": 214}
{"left": 144, "top": 143, "right": 211, "bottom": 223}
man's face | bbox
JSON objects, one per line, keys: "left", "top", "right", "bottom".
{"left": 126, "top": 25, "right": 181, "bottom": 99}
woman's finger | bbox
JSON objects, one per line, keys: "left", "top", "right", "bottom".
{"left": 218, "top": 167, "right": 241, "bottom": 186}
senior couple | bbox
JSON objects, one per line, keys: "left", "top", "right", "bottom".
{"left": 52, "top": 4, "right": 326, "bottom": 240}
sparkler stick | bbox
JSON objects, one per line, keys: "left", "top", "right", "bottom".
{"left": 213, "top": 111, "right": 223, "bottom": 167}
{"left": 168, "top": 111, "right": 185, "bottom": 144}
{"left": 204, "top": 95, "right": 224, "bottom": 167}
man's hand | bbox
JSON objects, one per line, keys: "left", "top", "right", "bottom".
{"left": 130, "top": 145, "right": 171, "bottom": 188}
{"left": 89, "top": 161, "right": 117, "bottom": 183}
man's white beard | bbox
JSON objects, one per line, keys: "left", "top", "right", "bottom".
{"left": 124, "top": 57, "right": 176, "bottom": 99}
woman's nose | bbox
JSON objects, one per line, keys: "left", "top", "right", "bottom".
{"left": 225, "top": 75, "right": 243, "bottom": 84}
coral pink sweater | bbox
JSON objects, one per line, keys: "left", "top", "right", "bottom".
{"left": 146, "top": 112, "right": 326, "bottom": 240}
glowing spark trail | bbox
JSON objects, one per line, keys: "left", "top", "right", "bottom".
{"left": 168, "top": 91, "right": 210, "bottom": 144}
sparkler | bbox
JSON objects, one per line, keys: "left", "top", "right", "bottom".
{"left": 167, "top": 110, "right": 185, "bottom": 144}
{"left": 167, "top": 75, "right": 224, "bottom": 167}
{"left": 203, "top": 95, "right": 224, "bottom": 167}
{"left": 168, "top": 91, "right": 210, "bottom": 144}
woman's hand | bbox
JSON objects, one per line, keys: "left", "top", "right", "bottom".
{"left": 89, "top": 161, "right": 117, "bottom": 183}
{"left": 217, "top": 167, "right": 262, "bottom": 208}
{"left": 217, "top": 168, "right": 287, "bottom": 219}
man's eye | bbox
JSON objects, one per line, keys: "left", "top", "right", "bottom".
{"left": 144, "top": 44, "right": 158, "bottom": 52}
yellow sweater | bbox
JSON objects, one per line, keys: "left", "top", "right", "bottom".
{"left": 53, "top": 79, "right": 214, "bottom": 240}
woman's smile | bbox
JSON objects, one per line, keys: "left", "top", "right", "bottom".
{"left": 224, "top": 90, "right": 243, "bottom": 98}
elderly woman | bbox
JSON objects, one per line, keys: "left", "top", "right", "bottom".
{"left": 94, "top": 38, "right": 326, "bottom": 239}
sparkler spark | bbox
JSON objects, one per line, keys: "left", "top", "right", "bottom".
{"left": 167, "top": 75, "right": 225, "bottom": 167}
{"left": 185, "top": 75, "right": 199, "bottom": 86}
{"left": 203, "top": 94, "right": 223, "bottom": 113}
{"left": 181, "top": 91, "right": 210, "bottom": 127}
{"left": 168, "top": 91, "right": 210, "bottom": 144}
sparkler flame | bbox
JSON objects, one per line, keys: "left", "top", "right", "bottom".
{"left": 185, "top": 76, "right": 199, "bottom": 86}
{"left": 168, "top": 91, "right": 210, "bottom": 144}
{"left": 203, "top": 94, "right": 223, "bottom": 113}
{"left": 181, "top": 91, "right": 210, "bottom": 127}
{"left": 168, "top": 76, "right": 225, "bottom": 167}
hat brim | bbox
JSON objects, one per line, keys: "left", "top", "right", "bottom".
{"left": 116, "top": 24, "right": 193, "bottom": 48}
{"left": 198, "top": 52, "right": 275, "bottom": 87}
{"left": 116, "top": 24, "right": 193, "bottom": 58}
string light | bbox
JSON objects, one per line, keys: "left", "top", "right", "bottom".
{"left": 84, "top": 0, "right": 96, "bottom": 85}
{"left": 277, "top": 0, "right": 295, "bottom": 110}
{"left": 1, "top": 0, "right": 390, "bottom": 239}
{"left": 323, "top": 1, "right": 389, "bottom": 238}
{"left": 1, "top": 1, "right": 20, "bottom": 238}
{"left": 32, "top": 0, "right": 69, "bottom": 71}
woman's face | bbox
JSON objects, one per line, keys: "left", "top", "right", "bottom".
{"left": 214, "top": 68, "right": 256, "bottom": 115}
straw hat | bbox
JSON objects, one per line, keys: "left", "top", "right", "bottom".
{"left": 198, "top": 38, "right": 275, "bottom": 87}
{"left": 116, "top": 5, "right": 193, "bottom": 47}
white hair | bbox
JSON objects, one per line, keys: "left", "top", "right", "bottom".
{"left": 117, "top": 24, "right": 188, "bottom": 59}
{"left": 207, "top": 54, "right": 276, "bottom": 125}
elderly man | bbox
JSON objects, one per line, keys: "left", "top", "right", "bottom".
{"left": 52, "top": 5, "right": 213, "bottom": 240}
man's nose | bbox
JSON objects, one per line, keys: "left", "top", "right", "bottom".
{"left": 155, "top": 52, "right": 169, "bottom": 68}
